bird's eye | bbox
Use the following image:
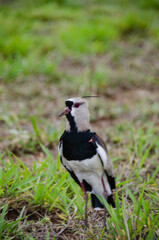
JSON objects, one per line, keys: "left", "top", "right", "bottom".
{"left": 74, "top": 103, "right": 80, "bottom": 108}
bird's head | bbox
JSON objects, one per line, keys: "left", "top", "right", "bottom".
{"left": 59, "top": 97, "right": 90, "bottom": 132}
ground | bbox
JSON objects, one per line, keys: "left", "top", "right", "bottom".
{"left": 0, "top": 0, "right": 159, "bottom": 239}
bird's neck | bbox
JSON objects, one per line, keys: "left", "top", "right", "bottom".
{"left": 66, "top": 114, "right": 91, "bottom": 132}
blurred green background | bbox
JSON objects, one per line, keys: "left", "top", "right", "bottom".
{"left": 0, "top": 0, "right": 159, "bottom": 154}
{"left": 1, "top": 0, "right": 159, "bottom": 84}
{"left": 0, "top": 0, "right": 159, "bottom": 152}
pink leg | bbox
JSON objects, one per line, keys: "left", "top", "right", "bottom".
{"left": 80, "top": 181, "right": 88, "bottom": 229}
{"left": 101, "top": 177, "right": 108, "bottom": 231}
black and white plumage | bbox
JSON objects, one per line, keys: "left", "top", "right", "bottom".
{"left": 58, "top": 97, "right": 115, "bottom": 229}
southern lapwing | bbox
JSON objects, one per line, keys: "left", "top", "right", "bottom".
{"left": 58, "top": 97, "right": 115, "bottom": 229}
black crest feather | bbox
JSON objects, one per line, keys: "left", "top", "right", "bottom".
{"left": 82, "top": 95, "right": 100, "bottom": 98}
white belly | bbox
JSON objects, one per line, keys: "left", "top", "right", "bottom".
{"left": 63, "top": 154, "right": 112, "bottom": 196}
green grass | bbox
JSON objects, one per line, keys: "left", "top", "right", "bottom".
{"left": 0, "top": 147, "right": 84, "bottom": 239}
{"left": 0, "top": 0, "right": 159, "bottom": 239}
{"left": 0, "top": 122, "right": 158, "bottom": 239}
{"left": 0, "top": 0, "right": 159, "bottom": 87}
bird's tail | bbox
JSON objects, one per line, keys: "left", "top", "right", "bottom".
{"left": 91, "top": 194, "right": 115, "bottom": 210}
{"left": 91, "top": 194, "right": 104, "bottom": 210}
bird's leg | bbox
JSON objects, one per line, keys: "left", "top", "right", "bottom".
{"left": 101, "top": 177, "right": 108, "bottom": 231}
{"left": 80, "top": 181, "right": 88, "bottom": 229}
{"left": 101, "top": 177, "right": 108, "bottom": 199}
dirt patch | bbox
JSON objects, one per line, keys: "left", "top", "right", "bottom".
{"left": 1, "top": 198, "right": 114, "bottom": 239}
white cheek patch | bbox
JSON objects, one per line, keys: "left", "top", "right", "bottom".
{"left": 95, "top": 142, "right": 108, "bottom": 170}
{"left": 71, "top": 107, "right": 75, "bottom": 117}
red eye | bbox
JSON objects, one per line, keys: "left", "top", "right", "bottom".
{"left": 74, "top": 103, "right": 80, "bottom": 108}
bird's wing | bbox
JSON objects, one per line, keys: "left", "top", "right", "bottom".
{"left": 90, "top": 133, "right": 115, "bottom": 190}
{"left": 58, "top": 140, "right": 81, "bottom": 186}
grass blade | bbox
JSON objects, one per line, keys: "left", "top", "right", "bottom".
{"left": 0, "top": 203, "right": 8, "bottom": 239}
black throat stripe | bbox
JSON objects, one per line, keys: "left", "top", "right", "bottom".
{"left": 65, "top": 100, "right": 78, "bottom": 132}
{"left": 66, "top": 113, "right": 77, "bottom": 132}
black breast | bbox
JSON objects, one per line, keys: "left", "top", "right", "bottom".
{"left": 60, "top": 130, "right": 96, "bottom": 161}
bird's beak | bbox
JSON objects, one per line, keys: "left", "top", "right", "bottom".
{"left": 58, "top": 107, "right": 70, "bottom": 117}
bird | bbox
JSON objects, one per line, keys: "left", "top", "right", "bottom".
{"left": 58, "top": 97, "right": 115, "bottom": 230}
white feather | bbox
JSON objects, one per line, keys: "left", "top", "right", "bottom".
{"left": 95, "top": 142, "right": 108, "bottom": 170}
{"left": 94, "top": 207, "right": 103, "bottom": 211}
{"left": 61, "top": 154, "right": 112, "bottom": 197}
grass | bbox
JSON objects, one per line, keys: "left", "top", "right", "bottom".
{"left": 0, "top": 0, "right": 159, "bottom": 239}
{"left": 0, "top": 121, "right": 158, "bottom": 239}
{"left": 0, "top": 0, "right": 159, "bottom": 86}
